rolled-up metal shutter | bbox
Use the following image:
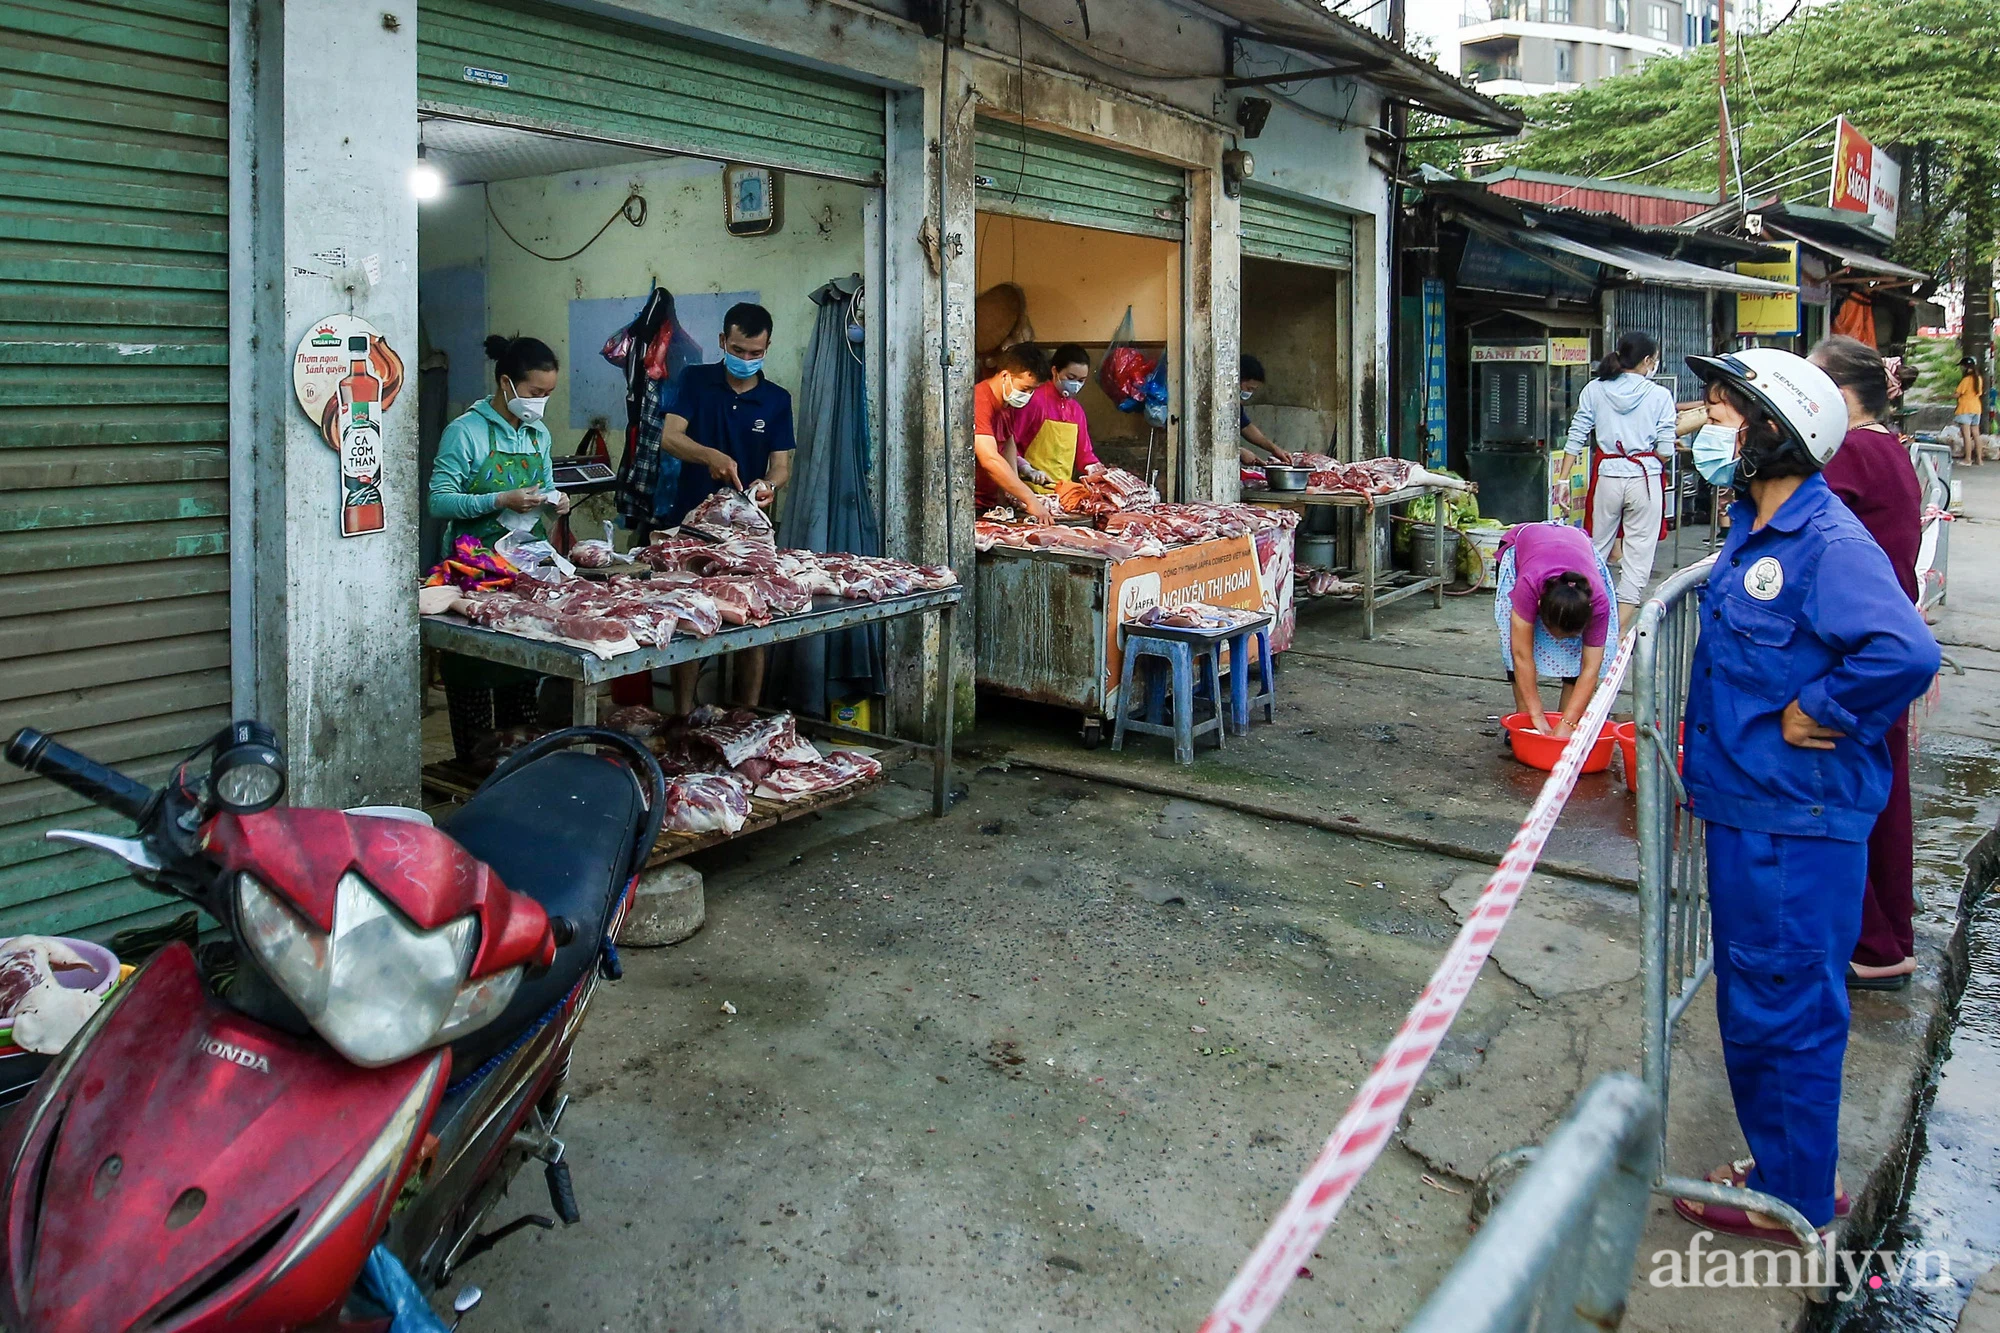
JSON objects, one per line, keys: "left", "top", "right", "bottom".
{"left": 1611, "top": 287, "right": 1711, "bottom": 400}
{"left": 418, "top": 0, "right": 886, "bottom": 182}
{"left": 974, "top": 122, "right": 1185, "bottom": 240}
{"left": 0, "top": 0, "right": 230, "bottom": 937}
{"left": 1241, "top": 187, "right": 1355, "bottom": 269}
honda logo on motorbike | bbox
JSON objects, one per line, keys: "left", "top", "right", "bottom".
{"left": 198, "top": 1036, "right": 271, "bottom": 1074}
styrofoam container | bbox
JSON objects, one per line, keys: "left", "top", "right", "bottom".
{"left": 1464, "top": 528, "right": 1505, "bottom": 591}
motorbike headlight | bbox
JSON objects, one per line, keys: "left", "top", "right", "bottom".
{"left": 236, "top": 872, "right": 515, "bottom": 1068}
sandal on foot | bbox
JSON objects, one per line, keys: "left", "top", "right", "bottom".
{"left": 1847, "top": 965, "right": 1912, "bottom": 992}
{"left": 1674, "top": 1196, "right": 1821, "bottom": 1245}
{"left": 1704, "top": 1158, "right": 1848, "bottom": 1218}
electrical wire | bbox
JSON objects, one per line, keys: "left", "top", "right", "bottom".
{"left": 484, "top": 184, "right": 647, "bottom": 262}
{"left": 1010, "top": 5, "right": 1217, "bottom": 80}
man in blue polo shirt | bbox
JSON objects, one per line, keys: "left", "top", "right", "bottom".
{"left": 655, "top": 301, "right": 796, "bottom": 711}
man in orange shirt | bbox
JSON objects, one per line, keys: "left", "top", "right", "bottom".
{"left": 974, "top": 343, "right": 1053, "bottom": 521}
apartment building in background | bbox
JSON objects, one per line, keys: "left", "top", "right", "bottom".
{"left": 1458, "top": 0, "right": 1727, "bottom": 96}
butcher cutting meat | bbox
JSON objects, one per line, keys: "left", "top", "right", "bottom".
{"left": 647, "top": 301, "right": 796, "bottom": 714}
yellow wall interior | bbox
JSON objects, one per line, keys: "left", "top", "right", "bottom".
{"left": 974, "top": 212, "right": 1180, "bottom": 485}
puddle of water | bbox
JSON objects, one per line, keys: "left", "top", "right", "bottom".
{"left": 1838, "top": 888, "right": 2000, "bottom": 1331}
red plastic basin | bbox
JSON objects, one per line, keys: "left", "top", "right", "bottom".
{"left": 1502, "top": 712, "right": 1615, "bottom": 774}
{"left": 1614, "top": 721, "right": 1684, "bottom": 793}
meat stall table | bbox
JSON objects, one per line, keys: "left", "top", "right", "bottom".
{"left": 1240, "top": 481, "right": 1448, "bottom": 639}
{"left": 975, "top": 530, "right": 1293, "bottom": 749}
{"left": 420, "top": 587, "right": 962, "bottom": 866}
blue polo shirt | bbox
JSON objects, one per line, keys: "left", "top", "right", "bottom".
{"left": 1682, "top": 474, "right": 1939, "bottom": 841}
{"left": 656, "top": 361, "right": 796, "bottom": 528}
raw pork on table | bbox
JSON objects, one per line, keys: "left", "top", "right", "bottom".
{"left": 754, "top": 750, "right": 884, "bottom": 801}
{"left": 662, "top": 772, "right": 754, "bottom": 835}
{"left": 688, "top": 709, "right": 822, "bottom": 769}
{"left": 680, "top": 489, "right": 775, "bottom": 545}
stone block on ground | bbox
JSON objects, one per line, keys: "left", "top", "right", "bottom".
{"left": 619, "top": 861, "right": 704, "bottom": 947}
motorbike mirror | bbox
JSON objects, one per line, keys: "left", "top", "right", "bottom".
{"left": 452, "top": 1285, "right": 484, "bottom": 1318}
{"left": 211, "top": 721, "right": 286, "bottom": 815}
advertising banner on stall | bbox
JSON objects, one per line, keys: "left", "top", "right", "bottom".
{"left": 1422, "top": 279, "right": 1448, "bottom": 470}
{"left": 1104, "top": 536, "right": 1267, "bottom": 700}
{"left": 1735, "top": 241, "right": 1801, "bottom": 337}
{"left": 1547, "top": 337, "right": 1591, "bottom": 366}
{"left": 1829, "top": 116, "right": 1900, "bottom": 238}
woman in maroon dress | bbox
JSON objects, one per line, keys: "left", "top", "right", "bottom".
{"left": 1809, "top": 335, "right": 1926, "bottom": 989}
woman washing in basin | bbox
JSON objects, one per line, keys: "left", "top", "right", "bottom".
{"left": 1494, "top": 521, "right": 1616, "bottom": 737}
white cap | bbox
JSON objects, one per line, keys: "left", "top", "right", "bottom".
{"left": 1684, "top": 347, "right": 1849, "bottom": 465}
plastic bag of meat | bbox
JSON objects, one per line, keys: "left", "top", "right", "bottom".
{"left": 0, "top": 935, "right": 96, "bottom": 1020}
{"left": 681, "top": 489, "right": 776, "bottom": 545}
{"left": 662, "top": 773, "right": 754, "bottom": 835}
{"left": 569, "top": 541, "right": 614, "bottom": 569}
{"left": 0, "top": 936, "right": 108, "bottom": 1054}
{"left": 754, "top": 750, "right": 884, "bottom": 801}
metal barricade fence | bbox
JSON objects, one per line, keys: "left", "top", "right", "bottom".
{"left": 1632, "top": 558, "right": 1820, "bottom": 1251}
{"left": 1403, "top": 1074, "right": 1660, "bottom": 1333}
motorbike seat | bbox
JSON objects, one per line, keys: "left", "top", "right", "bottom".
{"left": 440, "top": 749, "right": 645, "bottom": 1077}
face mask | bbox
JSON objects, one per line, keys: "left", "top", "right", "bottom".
{"left": 1004, "top": 386, "right": 1033, "bottom": 409}
{"left": 722, "top": 352, "right": 764, "bottom": 379}
{"left": 1056, "top": 378, "right": 1085, "bottom": 399}
{"left": 502, "top": 380, "right": 549, "bottom": 424}
{"left": 1691, "top": 423, "right": 1740, "bottom": 485}
{"left": 1240, "top": 390, "right": 1255, "bottom": 403}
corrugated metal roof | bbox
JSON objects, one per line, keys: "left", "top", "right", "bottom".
{"left": 1476, "top": 167, "right": 1717, "bottom": 206}
{"left": 1200, "top": 0, "right": 1522, "bottom": 130}
{"left": 1480, "top": 170, "right": 1712, "bottom": 227}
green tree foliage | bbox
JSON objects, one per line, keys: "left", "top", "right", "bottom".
{"left": 1497, "top": 0, "right": 2000, "bottom": 278}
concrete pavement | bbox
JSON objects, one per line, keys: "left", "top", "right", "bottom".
{"left": 436, "top": 481, "right": 2000, "bottom": 1331}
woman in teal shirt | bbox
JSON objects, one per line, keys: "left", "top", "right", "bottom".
{"left": 428, "top": 334, "right": 571, "bottom": 763}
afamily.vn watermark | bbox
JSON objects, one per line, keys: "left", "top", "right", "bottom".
{"left": 1649, "top": 1232, "right": 1953, "bottom": 1300}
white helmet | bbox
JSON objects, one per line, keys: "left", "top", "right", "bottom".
{"left": 1684, "top": 347, "right": 1849, "bottom": 465}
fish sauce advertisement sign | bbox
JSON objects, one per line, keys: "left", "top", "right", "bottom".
{"left": 1102, "top": 536, "right": 1272, "bottom": 701}
{"left": 293, "top": 314, "right": 405, "bottom": 537}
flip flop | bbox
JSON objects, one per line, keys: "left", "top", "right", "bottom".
{"left": 1847, "top": 966, "right": 1913, "bottom": 992}
{"left": 1703, "top": 1158, "right": 1848, "bottom": 1218}
{"left": 1673, "top": 1196, "right": 1824, "bottom": 1245}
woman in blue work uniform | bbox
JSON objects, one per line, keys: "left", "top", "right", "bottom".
{"left": 1672, "top": 347, "right": 1939, "bottom": 1242}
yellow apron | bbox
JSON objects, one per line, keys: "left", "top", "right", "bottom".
{"left": 1020, "top": 417, "right": 1081, "bottom": 492}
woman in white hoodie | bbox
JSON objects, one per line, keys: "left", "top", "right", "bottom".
{"left": 1562, "top": 332, "right": 1678, "bottom": 630}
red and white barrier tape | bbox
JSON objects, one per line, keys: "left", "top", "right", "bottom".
{"left": 1198, "top": 627, "right": 1639, "bottom": 1333}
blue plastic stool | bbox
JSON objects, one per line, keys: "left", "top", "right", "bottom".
{"left": 1221, "top": 627, "right": 1277, "bottom": 734}
{"left": 1112, "top": 631, "right": 1225, "bottom": 765}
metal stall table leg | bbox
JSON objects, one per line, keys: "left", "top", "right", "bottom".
{"left": 572, "top": 667, "right": 600, "bottom": 726}
{"left": 1433, "top": 484, "right": 1447, "bottom": 608}
{"left": 933, "top": 602, "right": 956, "bottom": 816}
{"left": 1361, "top": 500, "right": 1379, "bottom": 641}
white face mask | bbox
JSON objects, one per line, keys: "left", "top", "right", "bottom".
{"left": 502, "top": 379, "right": 549, "bottom": 424}
{"left": 1004, "top": 386, "right": 1033, "bottom": 409}
{"left": 1240, "top": 389, "right": 1255, "bottom": 403}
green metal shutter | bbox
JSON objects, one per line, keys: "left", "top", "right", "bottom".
{"left": 1241, "top": 188, "right": 1355, "bottom": 270}
{"left": 417, "top": 0, "right": 886, "bottom": 183}
{"left": 0, "top": 0, "right": 231, "bottom": 938}
{"left": 974, "top": 122, "right": 1185, "bottom": 240}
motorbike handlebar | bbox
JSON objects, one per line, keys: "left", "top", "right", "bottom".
{"left": 5, "top": 729, "right": 156, "bottom": 823}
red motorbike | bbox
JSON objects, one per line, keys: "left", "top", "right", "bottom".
{"left": 0, "top": 720, "right": 665, "bottom": 1331}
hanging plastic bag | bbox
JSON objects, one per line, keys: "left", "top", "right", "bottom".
{"left": 600, "top": 324, "right": 635, "bottom": 369}
{"left": 1098, "top": 305, "right": 1155, "bottom": 412}
{"left": 1141, "top": 355, "right": 1169, "bottom": 427}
